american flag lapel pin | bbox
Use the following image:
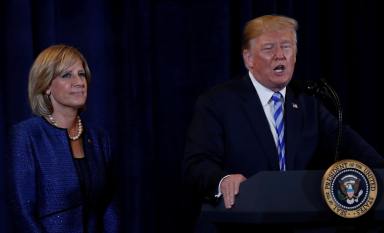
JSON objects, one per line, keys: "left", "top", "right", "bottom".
{"left": 292, "top": 103, "right": 299, "bottom": 109}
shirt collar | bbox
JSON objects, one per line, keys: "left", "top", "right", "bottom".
{"left": 248, "top": 71, "right": 286, "bottom": 106}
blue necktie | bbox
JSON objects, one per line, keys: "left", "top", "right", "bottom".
{"left": 271, "top": 92, "right": 286, "bottom": 171}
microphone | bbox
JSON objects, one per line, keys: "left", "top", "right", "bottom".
{"left": 291, "top": 79, "right": 343, "bottom": 162}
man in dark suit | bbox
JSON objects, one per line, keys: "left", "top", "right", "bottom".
{"left": 183, "top": 14, "right": 384, "bottom": 219}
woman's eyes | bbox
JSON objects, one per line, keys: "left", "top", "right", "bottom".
{"left": 61, "top": 72, "right": 72, "bottom": 78}
{"left": 60, "top": 71, "right": 86, "bottom": 79}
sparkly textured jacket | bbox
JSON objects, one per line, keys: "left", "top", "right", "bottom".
{"left": 6, "top": 117, "right": 120, "bottom": 233}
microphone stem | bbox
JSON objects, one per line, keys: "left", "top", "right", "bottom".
{"left": 321, "top": 80, "right": 343, "bottom": 162}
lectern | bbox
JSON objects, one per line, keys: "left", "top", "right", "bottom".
{"left": 200, "top": 170, "right": 384, "bottom": 232}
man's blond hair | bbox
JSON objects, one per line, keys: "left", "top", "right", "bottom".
{"left": 242, "top": 15, "right": 298, "bottom": 50}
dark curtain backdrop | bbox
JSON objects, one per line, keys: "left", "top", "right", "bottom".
{"left": 1, "top": 0, "right": 383, "bottom": 232}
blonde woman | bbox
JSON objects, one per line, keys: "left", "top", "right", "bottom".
{"left": 7, "top": 44, "right": 120, "bottom": 233}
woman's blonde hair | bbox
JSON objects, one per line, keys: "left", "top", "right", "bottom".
{"left": 28, "top": 44, "right": 91, "bottom": 116}
{"left": 242, "top": 15, "right": 298, "bottom": 50}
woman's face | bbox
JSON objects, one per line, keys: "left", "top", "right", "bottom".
{"left": 46, "top": 59, "right": 88, "bottom": 114}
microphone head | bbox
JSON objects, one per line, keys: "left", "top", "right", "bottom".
{"left": 289, "top": 79, "right": 321, "bottom": 95}
{"left": 303, "top": 80, "right": 320, "bottom": 94}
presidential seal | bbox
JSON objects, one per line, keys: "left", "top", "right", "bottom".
{"left": 321, "top": 159, "right": 378, "bottom": 218}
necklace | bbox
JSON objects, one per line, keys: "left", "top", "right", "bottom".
{"left": 47, "top": 115, "right": 83, "bottom": 141}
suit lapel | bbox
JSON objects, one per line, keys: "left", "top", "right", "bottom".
{"left": 238, "top": 76, "right": 280, "bottom": 170}
{"left": 284, "top": 88, "right": 302, "bottom": 170}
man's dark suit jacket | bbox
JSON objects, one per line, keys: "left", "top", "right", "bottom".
{"left": 183, "top": 74, "right": 384, "bottom": 199}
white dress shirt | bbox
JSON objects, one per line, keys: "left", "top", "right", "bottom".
{"left": 248, "top": 71, "right": 286, "bottom": 147}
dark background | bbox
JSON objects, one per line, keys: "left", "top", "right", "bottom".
{"left": 1, "top": 0, "right": 383, "bottom": 232}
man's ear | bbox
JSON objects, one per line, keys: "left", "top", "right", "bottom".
{"left": 242, "top": 49, "right": 253, "bottom": 69}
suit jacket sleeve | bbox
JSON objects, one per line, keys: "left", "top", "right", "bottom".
{"left": 6, "top": 125, "right": 44, "bottom": 233}
{"left": 183, "top": 95, "right": 228, "bottom": 200}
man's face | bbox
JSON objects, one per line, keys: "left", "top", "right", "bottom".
{"left": 243, "top": 29, "right": 297, "bottom": 91}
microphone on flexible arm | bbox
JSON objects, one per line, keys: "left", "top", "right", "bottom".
{"left": 291, "top": 79, "right": 343, "bottom": 162}
{"left": 305, "top": 80, "right": 380, "bottom": 219}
